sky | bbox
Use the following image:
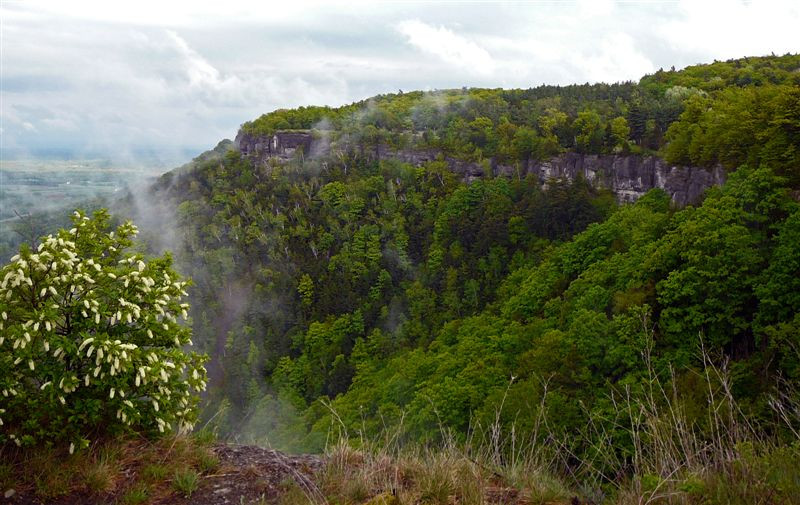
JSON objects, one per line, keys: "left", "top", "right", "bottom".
{"left": 1, "top": 0, "right": 799, "bottom": 165}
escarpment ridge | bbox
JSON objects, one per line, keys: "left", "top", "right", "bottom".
{"left": 235, "top": 129, "right": 725, "bottom": 206}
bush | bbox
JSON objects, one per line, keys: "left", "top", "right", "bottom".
{"left": 0, "top": 210, "right": 207, "bottom": 451}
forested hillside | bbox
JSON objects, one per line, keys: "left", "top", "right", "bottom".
{"left": 3, "top": 53, "right": 799, "bottom": 503}
{"left": 144, "top": 53, "right": 800, "bottom": 457}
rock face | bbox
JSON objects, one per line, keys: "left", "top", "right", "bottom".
{"left": 373, "top": 147, "right": 726, "bottom": 206}
{"left": 236, "top": 130, "right": 313, "bottom": 160}
{"left": 236, "top": 130, "right": 725, "bottom": 206}
{"left": 527, "top": 153, "right": 726, "bottom": 206}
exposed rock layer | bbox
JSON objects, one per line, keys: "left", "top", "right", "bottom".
{"left": 236, "top": 130, "right": 313, "bottom": 160}
{"left": 236, "top": 130, "right": 725, "bottom": 206}
{"left": 529, "top": 153, "right": 725, "bottom": 206}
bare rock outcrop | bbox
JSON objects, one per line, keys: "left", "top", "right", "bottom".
{"left": 525, "top": 153, "right": 726, "bottom": 206}
{"left": 235, "top": 130, "right": 313, "bottom": 160}
{"left": 235, "top": 130, "right": 725, "bottom": 206}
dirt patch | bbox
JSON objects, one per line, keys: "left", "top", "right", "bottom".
{"left": 2, "top": 444, "right": 324, "bottom": 505}
{"left": 174, "top": 445, "right": 323, "bottom": 505}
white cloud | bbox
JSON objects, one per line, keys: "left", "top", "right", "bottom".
{"left": 573, "top": 33, "right": 656, "bottom": 84}
{"left": 660, "top": 0, "right": 800, "bottom": 58}
{"left": 8, "top": 0, "right": 315, "bottom": 27}
{"left": 397, "top": 20, "right": 495, "bottom": 74}
{"left": 1, "top": 1, "right": 798, "bottom": 163}
{"left": 166, "top": 30, "right": 224, "bottom": 88}
{"left": 576, "top": 0, "right": 616, "bottom": 19}
{"left": 41, "top": 117, "right": 78, "bottom": 131}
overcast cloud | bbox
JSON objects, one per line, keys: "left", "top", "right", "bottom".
{"left": 1, "top": 0, "right": 798, "bottom": 164}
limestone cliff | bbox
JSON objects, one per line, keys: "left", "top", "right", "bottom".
{"left": 235, "top": 130, "right": 725, "bottom": 206}
{"left": 525, "top": 153, "right": 725, "bottom": 206}
{"left": 235, "top": 130, "right": 314, "bottom": 160}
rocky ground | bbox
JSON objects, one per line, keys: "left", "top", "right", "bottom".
{"left": 3, "top": 444, "right": 324, "bottom": 505}
{"left": 2, "top": 441, "right": 580, "bottom": 505}
{"left": 182, "top": 445, "right": 323, "bottom": 505}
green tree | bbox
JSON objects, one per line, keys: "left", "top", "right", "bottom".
{"left": 609, "top": 116, "right": 631, "bottom": 153}
{"left": 0, "top": 210, "right": 207, "bottom": 451}
{"left": 573, "top": 109, "right": 605, "bottom": 154}
{"left": 511, "top": 126, "right": 541, "bottom": 165}
{"left": 538, "top": 107, "right": 568, "bottom": 157}
{"left": 298, "top": 273, "right": 314, "bottom": 308}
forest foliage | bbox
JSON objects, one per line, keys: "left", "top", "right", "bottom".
{"left": 240, "top": 54, "right": 800, "bottom": 172}
{"left": 144, "top": 53, "right": 800, "bottom": 462}
{"left": 3, "top": 55, "right": 799, "bottom": 492}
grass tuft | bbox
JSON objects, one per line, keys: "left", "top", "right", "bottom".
{"left": 192, "top": 427, "right": 217, "bottom": 447}
{"left": 120, "top": 483, "right": 149, "bottom": 505}
{"left": 197, "top": 450, "right": 220, "bottom": 473}
{"left": 34, "top": 468, "right": 72, "bottom": 500}
{"left": 172, "top": 468, "right": 200, "bottom": 498}
{"left": 0, "top": 463, "right": 14, "bottom": 490}
{"left": 141, "top": 463, "right": 170, "bottom": 483}
{"left": 83, "top": 451, "right": 117, "bottom": 493}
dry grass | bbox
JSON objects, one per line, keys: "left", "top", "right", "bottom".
{"left": 0, "top": 431, "right": 220, "bottom": 504}
{"left": 83, "top": 449, "right": 119, "bottom": 493}
{"left": 277, "top": 422, "right": 573, "bottom": 505}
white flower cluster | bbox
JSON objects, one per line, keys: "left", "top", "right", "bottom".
{"left": 0, "top": 210, "right": 207, "bottom": 446}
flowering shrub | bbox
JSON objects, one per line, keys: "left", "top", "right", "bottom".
{"left": 0, "top": 210, "right": 207, "bottom": 451}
